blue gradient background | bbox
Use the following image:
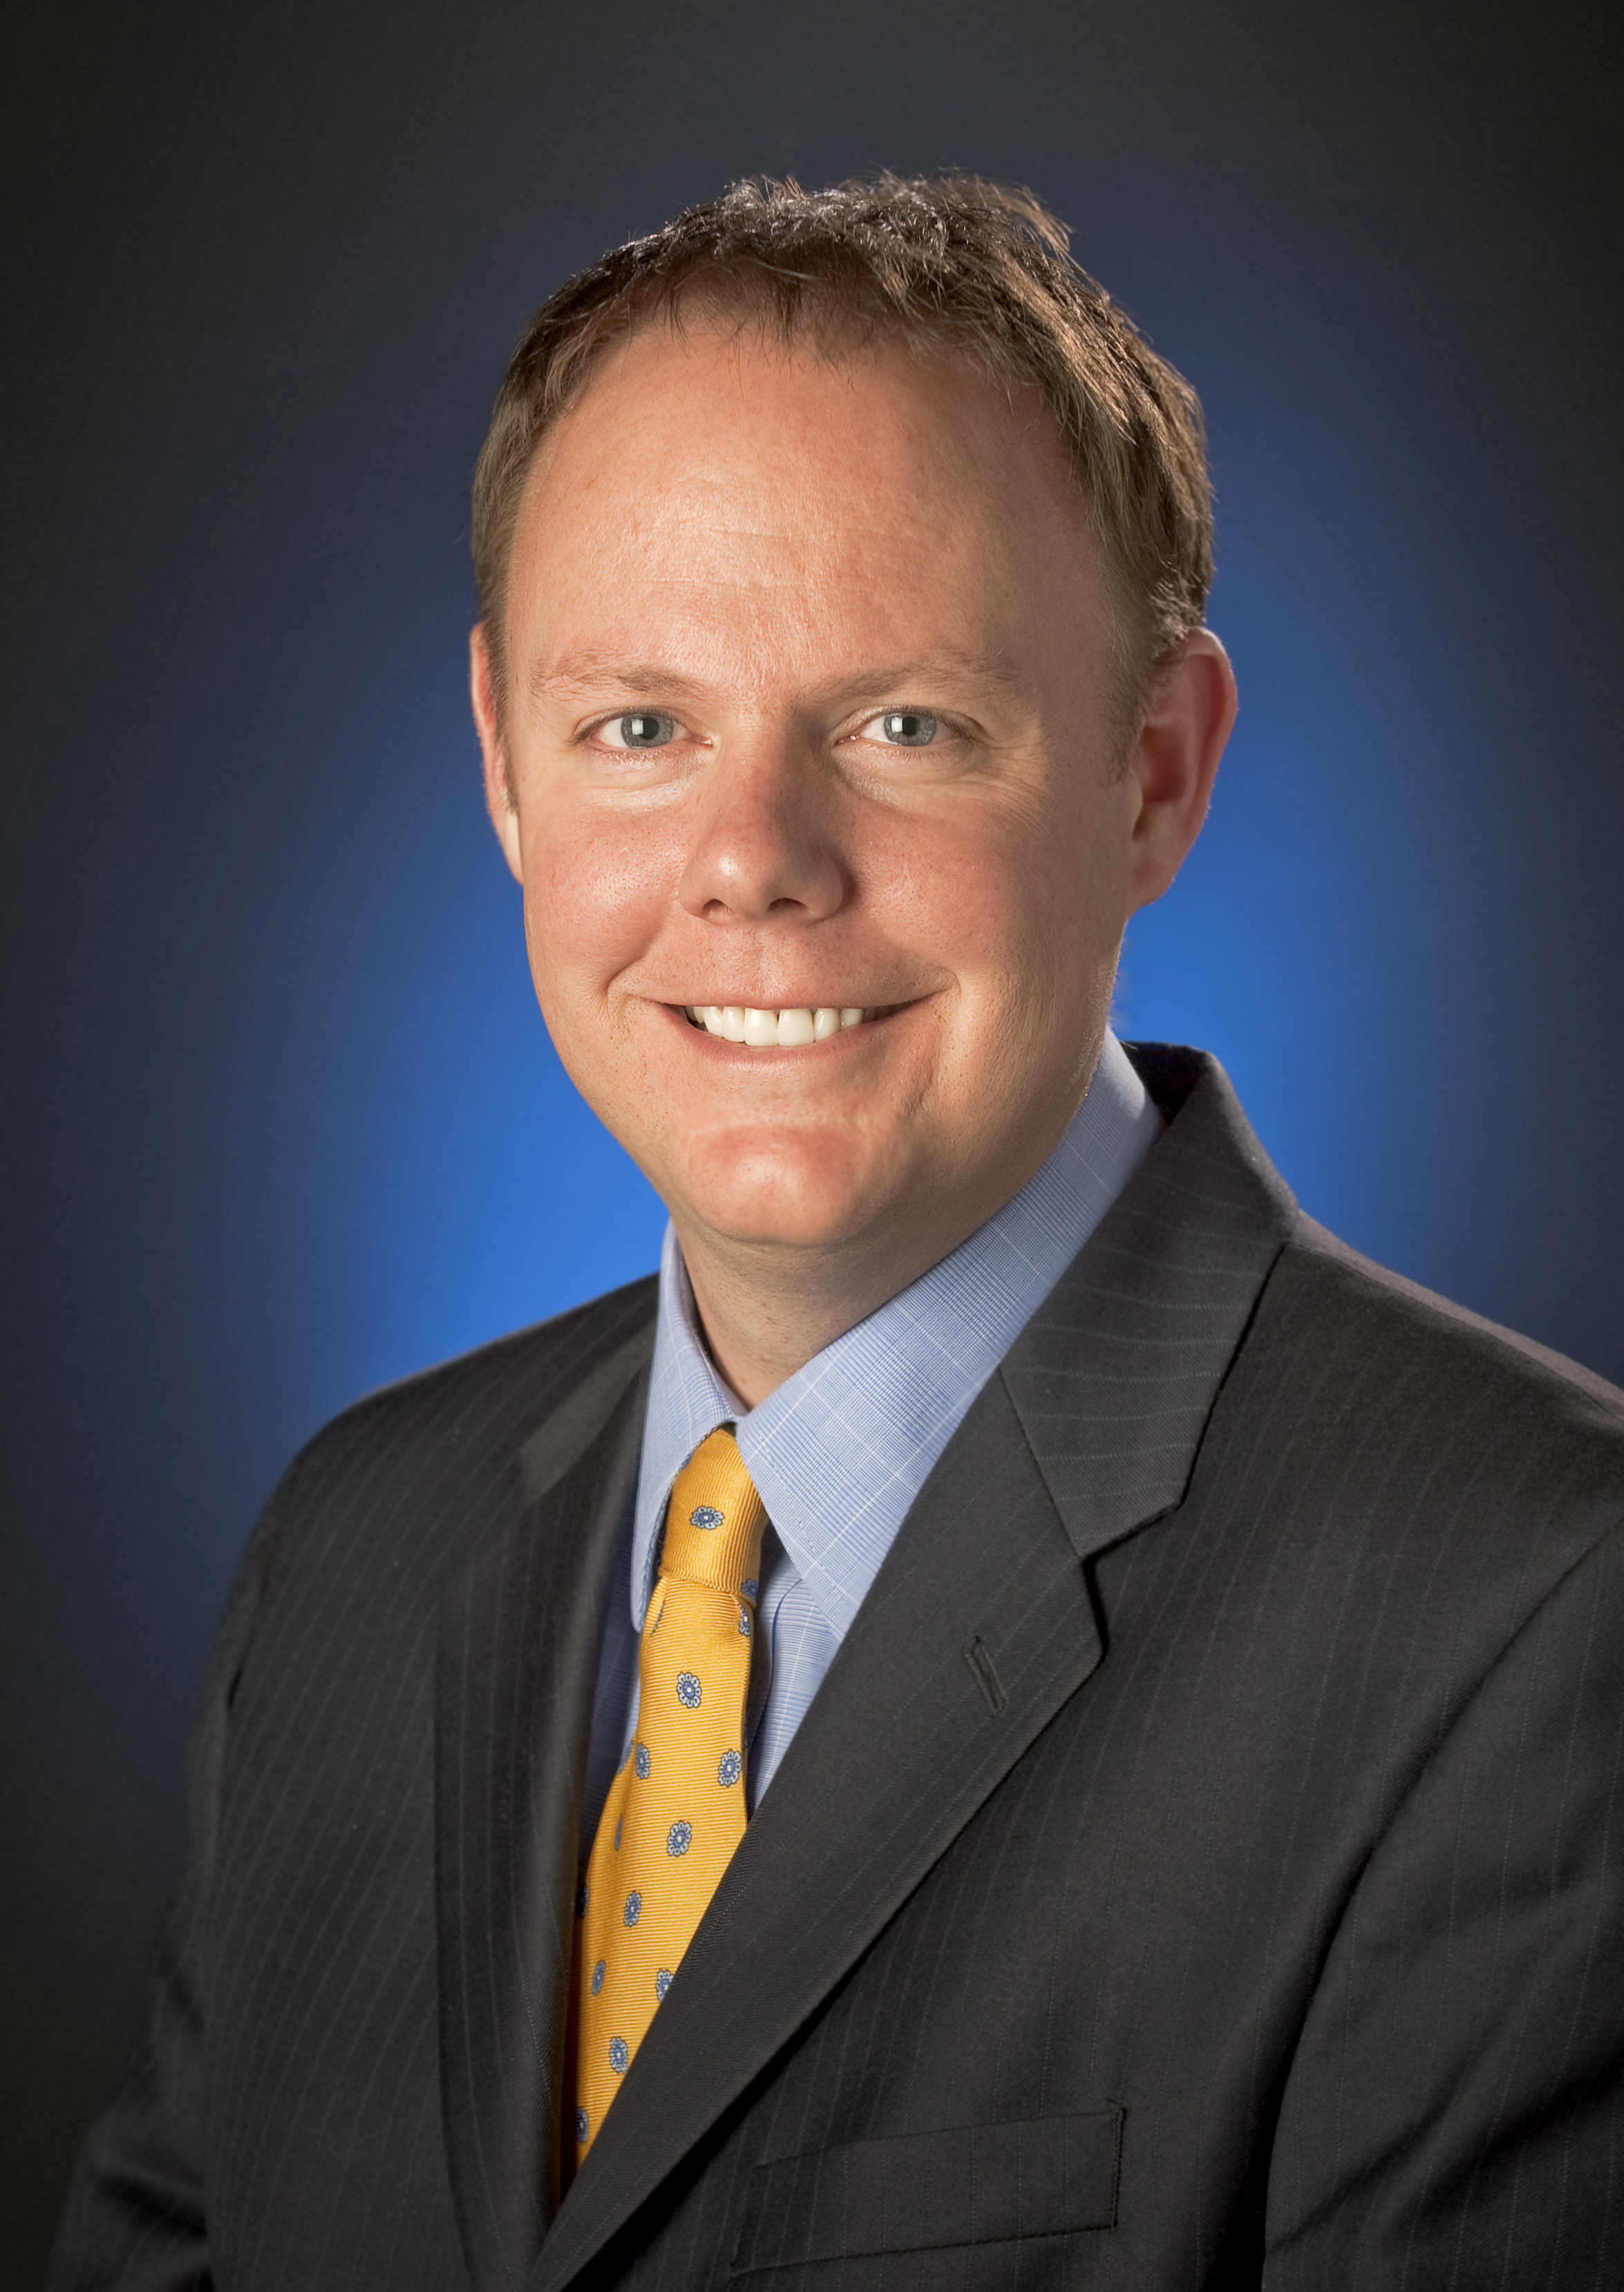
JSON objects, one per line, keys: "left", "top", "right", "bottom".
{"left": 3, "top": 0, "right": 1621, "bottom": 2272}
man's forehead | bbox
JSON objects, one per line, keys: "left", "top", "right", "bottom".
{"left": 521, "top": 316, "right": 1079, "bottom": 522}
{"left": 504, "top": 319, "right": 1114, "bottom": 705}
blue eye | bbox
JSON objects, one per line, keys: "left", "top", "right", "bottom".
{"left": 881, "top": 710, "right": 936, "bottom": 746}
{"left": 614, "top": 711, "right": 675, "bottom": 748}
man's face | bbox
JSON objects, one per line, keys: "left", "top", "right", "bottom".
{"left": 476, "top": 322, "right": 1200, "bottom": 1286}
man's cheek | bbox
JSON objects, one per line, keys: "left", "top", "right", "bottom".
{"left": 522, "top": 849, "right": 628, "bottom": 987}
{"left": 536, "top": 816, "right": 673, "bottom": 946}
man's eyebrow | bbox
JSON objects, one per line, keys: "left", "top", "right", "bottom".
{"left": 529, "top": 653, "right": 1029, "bottom": 708}
{"left": 530, "top": 660, "right": 716, "bottom": 706}
{"left": 842, "top": 656, "right": 1030, "bottom": 705}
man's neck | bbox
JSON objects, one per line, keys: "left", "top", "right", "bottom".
{"left": 675, "top": 1241, "right": 924, "bottom": 1408}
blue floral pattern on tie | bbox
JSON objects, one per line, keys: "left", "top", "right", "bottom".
{"left": 667, "top": 1819, "right": 692, "bottom": 1857}
{"left": 690, "top": 1504, "right": 724, "bottom": 1528}
{"left": 717, "top": 1749, "right": 742, "bottom": 1787}
{"left": 591, "top": 1958, "right": 605, "bottom": 1995}
{"left": 655, "top": 1968, "right": 672, "bottom": 2000}
{"left": 575, "top": 2106, "right": 589, "bottom": 2141}
{"left": 624, "top": 1891, "right": 641, "bottom": 1926}
{"left": 635, "top": 1743, "right": 650, "bottom": 1779}
{"left": 609, "top": 2036, "right": 629, "bottom": 2074}
{"left": 676, "top": 1671, "right": 701, "bottom": 1707}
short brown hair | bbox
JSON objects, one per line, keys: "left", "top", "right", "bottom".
{"left": 471, "top": 173, "right": 1214, "bottom": 731}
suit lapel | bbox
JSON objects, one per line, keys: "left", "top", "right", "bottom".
{"left": 1003, "top": 1043, "right": 1299, "bottom": 1553}
{"left": 534, "top": 1050, "right": 1298, "bottom": 2292}
{"left": 437, "top": 1325, "right": 654, "bottom": 2292}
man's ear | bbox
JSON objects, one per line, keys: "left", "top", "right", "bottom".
{"left": 1125, "top": 628, "right": 1237, "bottom": 911}
{"left": 471, "top": 623, "right": 524, "bottom": 882}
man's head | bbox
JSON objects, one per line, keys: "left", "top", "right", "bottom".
{"left": 469, "top": 176, "right": 1236, "bottom": 1395}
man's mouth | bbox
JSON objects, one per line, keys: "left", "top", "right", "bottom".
{"left": 680, "top": 1005, "right": 900, "bottom": 1048}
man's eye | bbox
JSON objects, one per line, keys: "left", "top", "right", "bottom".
{"left": 860, "top": 710, "right": 939, "bottom": 748}
{"left": 605, "top": 710, "right": 677, "bottom": 748}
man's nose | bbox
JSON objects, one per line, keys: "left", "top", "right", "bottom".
{"left": 675, "top": 738, "right": 849, "bottom": 926}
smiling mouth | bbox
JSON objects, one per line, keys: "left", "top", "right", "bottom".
{"left": 681, "top": 1005, "right": 901, "bottom": 1048}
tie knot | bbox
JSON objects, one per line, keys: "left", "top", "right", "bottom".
{"left": 659, "top": 1426, "right": 766, "bottom": 1595}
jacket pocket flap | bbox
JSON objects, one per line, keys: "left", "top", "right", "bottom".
{"left": 733, "top": 2109, "right": 1122, "bottom": 2272}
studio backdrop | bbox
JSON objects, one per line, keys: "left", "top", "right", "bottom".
{"left": 3, "top": 1, "right": 1620, "bottom": 2278}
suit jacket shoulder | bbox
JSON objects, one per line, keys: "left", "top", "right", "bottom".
{"left": 278, "top": 1269, "right": 659, "bottom": 1517}
{"left": 1124, "top": 1040, "right": 1624, "bottom": 1580}
{"left": 236, "top": 1269, "right": 659, "bottom": 1622}
{"left": 1247, "top": 1207, "right": 1624, "bottom": 1582}
{"left": 1287, "top": 1206, "right": 1624, "bottom": 1417}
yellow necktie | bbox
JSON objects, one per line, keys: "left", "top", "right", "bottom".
{"left": 569, "top": 1427, "right": 766, "bottom": 2165}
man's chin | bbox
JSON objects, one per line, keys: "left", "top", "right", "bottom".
{"left": 666, "top": 1157, "right": 915, "bottom": 1266}
{"left": 677, "top": 1194, "right": 892, "bottom": 1262}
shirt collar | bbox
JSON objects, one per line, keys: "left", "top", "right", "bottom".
{"left": 630, "top": 1030, "right": 1162, "bottom": 1636}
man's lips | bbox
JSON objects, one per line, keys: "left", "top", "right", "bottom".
{"left": 674, "top": 1003, "right": 907, "bottom": 1048}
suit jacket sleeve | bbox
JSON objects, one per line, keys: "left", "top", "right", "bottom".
{"left": 44, "top": 1467, "right": 294, "bottom": 2291}
{"left": 1264, "top": 1517, "right": 1624, "bottom": 2287}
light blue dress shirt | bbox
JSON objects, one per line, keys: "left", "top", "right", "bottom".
{"left": 578, "top": 1031, "right": 1162, "bottom": 1842}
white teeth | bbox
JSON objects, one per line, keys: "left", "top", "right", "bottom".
{"left": 686, "top": 1002, "right": 884, "bottom": 1045}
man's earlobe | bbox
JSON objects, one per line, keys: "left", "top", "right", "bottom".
{"left": 470, "top": 623, "right": 525, "bottom": 882}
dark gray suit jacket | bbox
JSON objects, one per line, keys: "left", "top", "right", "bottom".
{"left": 49, "top": 1048, "right": 1624, "bottom": 2290}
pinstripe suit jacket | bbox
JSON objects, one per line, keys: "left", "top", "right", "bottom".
{"left": 50, "top": 1046, "right": 1624, "bottom": 2290}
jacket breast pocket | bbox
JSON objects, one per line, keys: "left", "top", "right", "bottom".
{"left": 730, "top": 2109, "right": 1122, "bottom": 2282}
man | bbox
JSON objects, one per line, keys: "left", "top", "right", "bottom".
{"left": 51, "top": 175, "right": 1624, "bottom": 2290}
